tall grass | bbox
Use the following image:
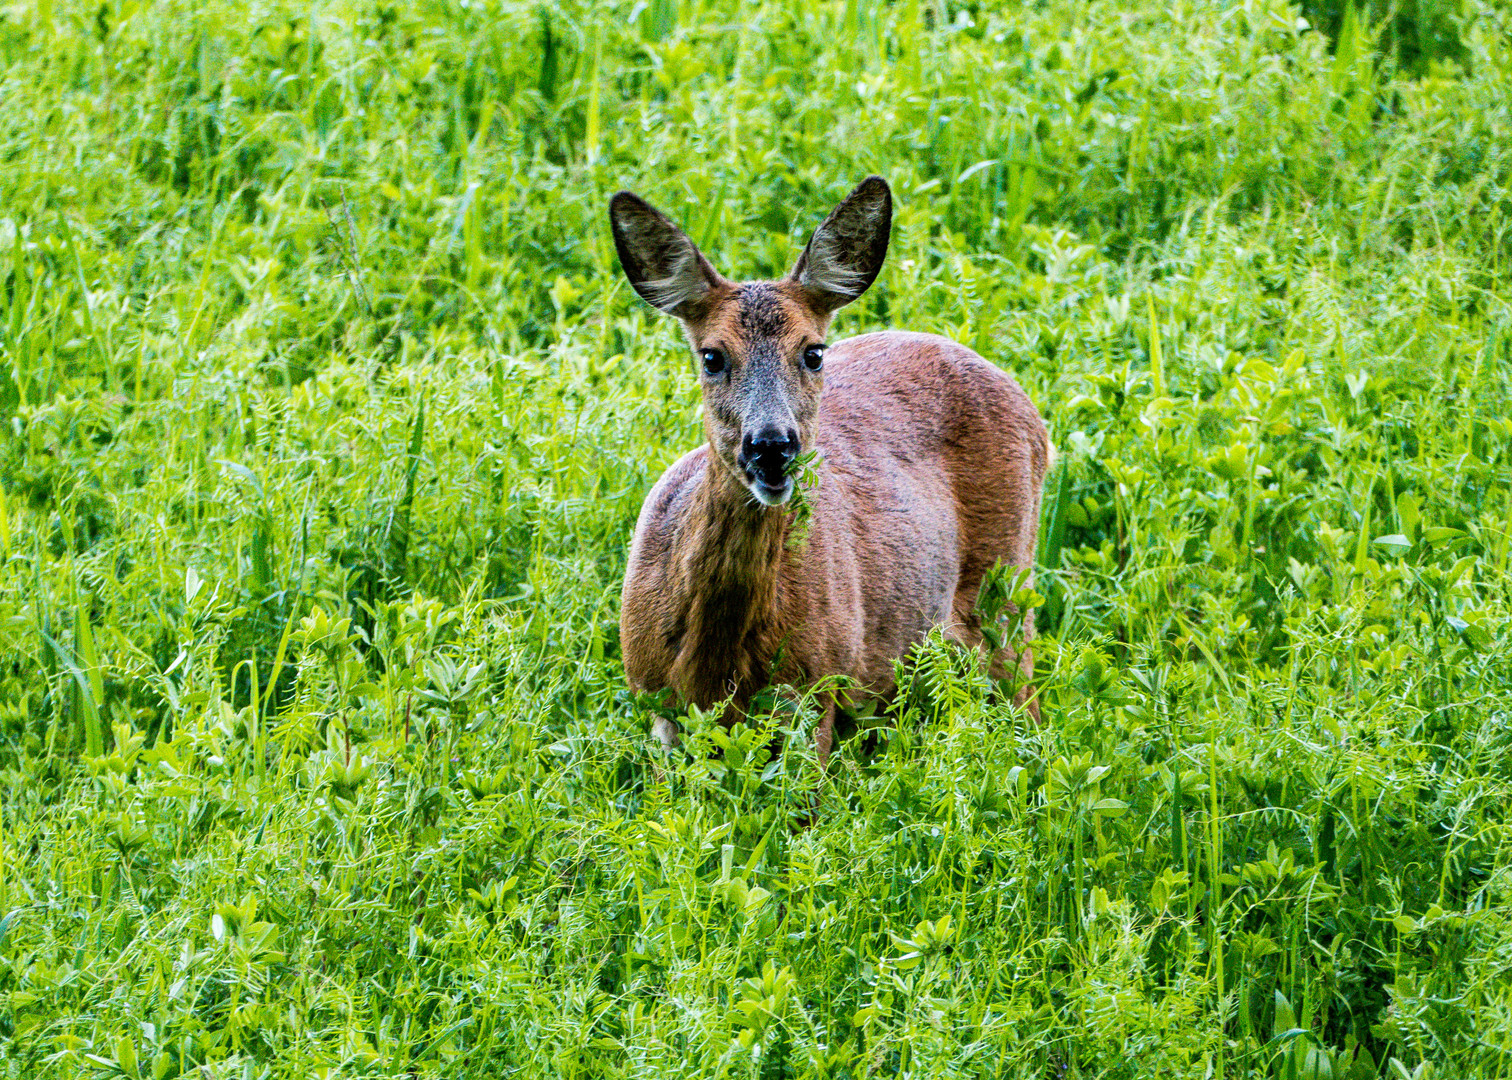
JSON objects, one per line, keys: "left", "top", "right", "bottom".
{"left": 2, "top": 0, "right": 1511, "bottom": 1077}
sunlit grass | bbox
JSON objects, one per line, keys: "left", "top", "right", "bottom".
{"left": 1, "top": 0, "right": 1511, "bottom": 1077}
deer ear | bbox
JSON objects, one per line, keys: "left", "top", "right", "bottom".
{"left": 609, "top": 191, "right": 723, "bottom": 318}
{"left": 789, "top": 176, "right": 892, "bottom": 313}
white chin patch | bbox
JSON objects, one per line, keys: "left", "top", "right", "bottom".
{"left": 749, "top": 480, "right": 793, "bottom": 507}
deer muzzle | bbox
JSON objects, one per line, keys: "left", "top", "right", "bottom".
{"left": 738, "top": 425, "right": 799, "bottom": 505}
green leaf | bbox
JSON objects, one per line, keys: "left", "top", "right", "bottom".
{"left": 891, "top": 950, "right": 923, "bottom": 970}
{"left": 74, "top": 598, "right": 106, "bottom": 756}
{"left": 1273, "top": 989, "right": 1298, "bottom": 1039}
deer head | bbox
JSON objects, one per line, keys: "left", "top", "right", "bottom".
{"left": 609, "top": 177, "right": 892, "bottom": 506}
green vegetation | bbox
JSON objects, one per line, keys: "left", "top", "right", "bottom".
{"left": 2, "top": 0, "right": 1510, "bottom": 1076}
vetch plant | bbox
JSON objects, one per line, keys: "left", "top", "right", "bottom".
{"left": 1, "top": 1, "right": 1510, "bottom": 1077}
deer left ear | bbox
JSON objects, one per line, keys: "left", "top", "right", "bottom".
{"left": 789, "top": 176, "right": 892, "bottom": 314}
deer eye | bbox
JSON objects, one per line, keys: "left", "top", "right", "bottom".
{"left": 701, "top": 348, "right": 727, "bottom": 376}
{"left": 803, "top": 344, "right": 826, "bottom": 372}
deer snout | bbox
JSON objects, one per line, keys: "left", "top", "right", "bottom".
{"left": 738, "top": 426, "right": 800, "bottom": 490}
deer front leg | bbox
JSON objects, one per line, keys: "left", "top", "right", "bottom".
{"left": 793, "top": 693, "right": 838, "bottom": 826}
{"left": 814, "top": 693, "right": 837, "bottom": 767}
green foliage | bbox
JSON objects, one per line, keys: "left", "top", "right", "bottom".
{"left": 2, "top": 0, "right": 1512, "bottom": 1077}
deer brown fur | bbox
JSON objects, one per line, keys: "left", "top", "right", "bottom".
{"left": 613, "top": 177, "right": 1048, "bottom": 761}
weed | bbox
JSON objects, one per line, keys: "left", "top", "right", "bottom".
{"left": 2, "top": 1, "right": 1512, "bottom": 1078}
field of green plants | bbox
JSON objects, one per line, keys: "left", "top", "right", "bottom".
{"left": 3, "top": 0, "right": 1511, "bottom": 1076}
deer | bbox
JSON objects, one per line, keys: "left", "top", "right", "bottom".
{"left": 612, "top": 176, "right": 1049, "bottom": 763}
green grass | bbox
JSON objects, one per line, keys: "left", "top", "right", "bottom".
{"left": 2, "top": 0, "right": 1511, "bottom": 1076}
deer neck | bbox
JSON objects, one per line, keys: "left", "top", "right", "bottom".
{"left": 668, "top": 462, "right": 790, "bottom": 707}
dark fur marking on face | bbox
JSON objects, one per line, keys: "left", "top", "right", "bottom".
{"left": 736, "top": 284, "right": 791, "bottom": 338}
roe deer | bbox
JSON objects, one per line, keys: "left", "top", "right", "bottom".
{"left": 612, "top": 176, "right": 1048, "bottom": 761}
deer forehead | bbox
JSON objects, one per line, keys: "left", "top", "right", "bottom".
{"left": 691, "top": 282, "right": 827, "bottom": 354}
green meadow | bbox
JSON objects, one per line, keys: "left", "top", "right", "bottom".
{"left": 2, "top": 0, "right": 1511, "bottom": 1075}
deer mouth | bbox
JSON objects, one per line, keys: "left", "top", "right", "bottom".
{"left": 747, "top": 473, "right": 794, "bottom": 507}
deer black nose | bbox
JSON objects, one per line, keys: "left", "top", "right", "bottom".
{"left": 740, "top": 426, "right": 800, "bottom": 483}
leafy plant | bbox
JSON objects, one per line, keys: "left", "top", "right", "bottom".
{"left": 2, "top": 1, "right": 1512, "bottom": 1077}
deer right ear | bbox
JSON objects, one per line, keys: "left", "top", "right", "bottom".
{"left": 609, "top": 191, "right": 722, "bottom": 318}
